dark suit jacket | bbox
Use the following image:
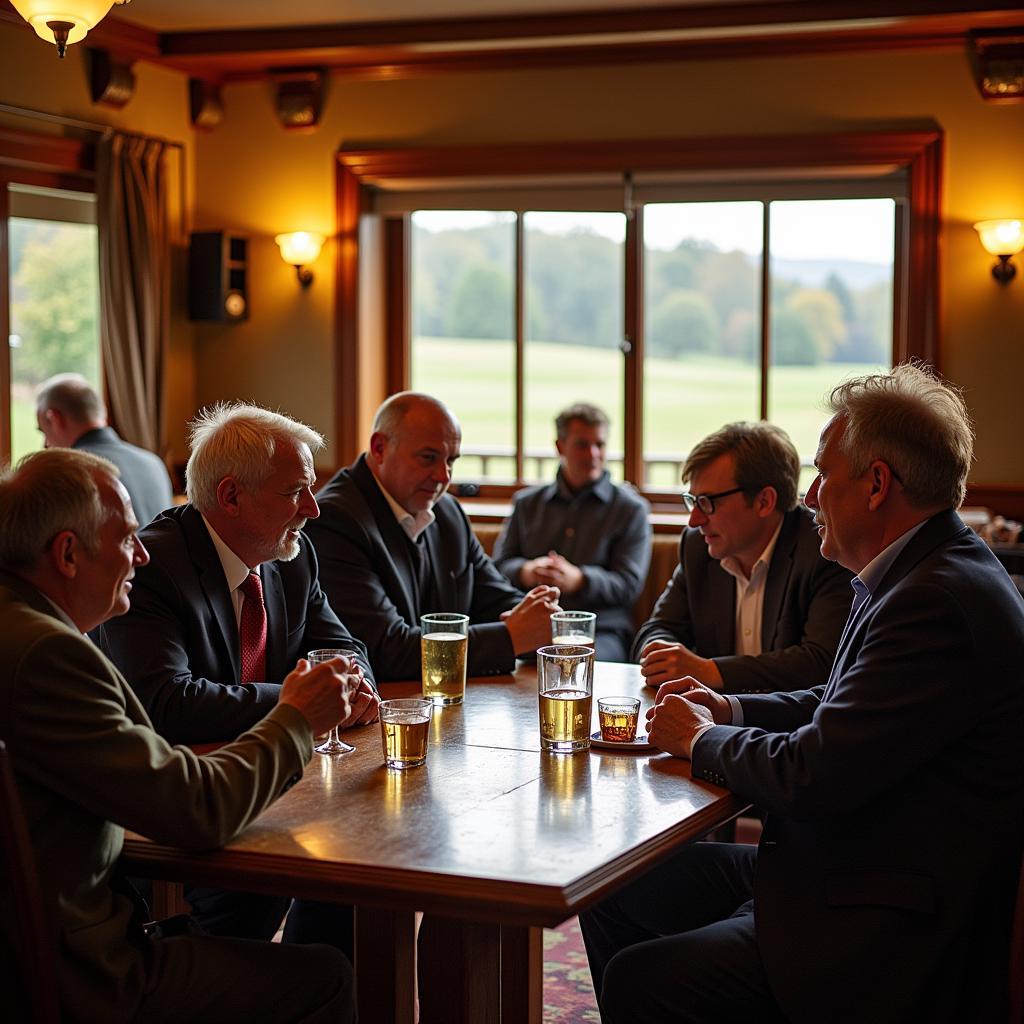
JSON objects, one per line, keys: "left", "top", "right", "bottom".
{"left": 305, "top": 455, "right": 524, "bottom": 681}
{"left": 631, "top": 506, "right": 853, "bottom": 692}
{"left": 94, "top": 504, "right": 372, "bottom": 745}
{"left": 74, "top": 426, "right": 173, "bottom": 527}
{"left": 692, "top": 510, "right": 1024, "bottom": 1023}
{"left": 0, "top": 571, "right": 311, "bottom": 1022}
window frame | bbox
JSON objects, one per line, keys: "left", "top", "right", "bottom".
{"left": 335, "top": 131, "right": 942, "bottom": 500}
{"left": 0, "top": 127, "right": 96, "bottom": 463}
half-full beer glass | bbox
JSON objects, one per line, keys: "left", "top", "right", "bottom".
{"left": 380, "top": 698, "right": 433, "bottom": 769}
{"left": 421, "top": 612, "right": 469, "bottom": 705}
{"left": 537, "top": 644, "right": 594, "bottom": 754}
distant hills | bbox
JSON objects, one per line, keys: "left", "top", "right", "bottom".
{"left": 768, "top": 256, "right": 892, "bottom": 290}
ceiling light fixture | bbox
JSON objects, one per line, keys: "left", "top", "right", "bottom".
{"left": 10, "top": 0, "right": 131, "bottom": 59}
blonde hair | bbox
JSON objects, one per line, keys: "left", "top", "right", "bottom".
{"left": 827, "top": 363, "right": 974, "bottom": 510}
{"left": 0, "top": 448, "right": 118, "bottom": 571}
{"left": 185, "top": 402, "right": 325, "bottom": 511}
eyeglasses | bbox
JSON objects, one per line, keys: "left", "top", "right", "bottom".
{"left": 681, "top": 487, "right": 745, "bottom": 515}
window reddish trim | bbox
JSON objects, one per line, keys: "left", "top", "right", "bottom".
{"left": 335, "top": 130, "right": 943, "bottom": 475}
{"left": 384, "top": 215, "right": 410, "bottom": 395}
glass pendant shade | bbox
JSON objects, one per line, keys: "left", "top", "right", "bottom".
{"left": 10, "top": 0, "right": 116, "bottom": 53}
{"left": 974, "top": 219, "right": 1024, "bottom": 257}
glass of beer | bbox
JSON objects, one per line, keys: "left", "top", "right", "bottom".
{"left": 537, "top": 644, "right": 594, "bottom": 754}
{"left": 421, "top": 612, "right": 469, "bottom": 705}
{"left": 550, "top": 610, "right": 597, "bottom": 648}
{"left": 598, "top": 696, "right": 641, "bottom": 743}
{"left": 380, "top": 698, "right": 433, "bottom": 770}
{"left": 308, "top": 649, "right": 357, "bottom": 756}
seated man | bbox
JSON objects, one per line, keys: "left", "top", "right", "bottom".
{"left": 633, "top": 420, "right": 852, "bottom": 692}
{"left": 0, "top": 448, "right": 354, "bottom": 1023}
{"left": 36, "top": 372, "right": 173, "bottom": 526}
{"left": 493, "top": 402, "right": 651, "bottom": 661}
{"left": 306, "top": 391, "right": 559, "bottom": 681}
{"left": 582, "top": 365, "right": 1024, "bottom": 1024}
{"left": 96, "top": 401, "right": 378, "bottom": 951}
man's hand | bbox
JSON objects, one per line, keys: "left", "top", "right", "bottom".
{"left": 278, "top": 657, "right": 353, "bottom": 737}
{"left": 653, "top": 677, "right": 733, "bottom": 725}
{"left": 646, "top": 693, "right": 716, "bottom": 759}
{"left": 532, "top": 551, "right": 585, "bottom": 595}
{"left": 339, "top": 667, "right": 380, "bottom": 726}
{"left": 501, "top": 585, "right": 561, "bottom": 655}
{"left": 639, "top": 640, "right": 723, "bottom": 689}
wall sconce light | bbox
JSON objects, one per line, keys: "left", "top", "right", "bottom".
{"left": 10, "top": 0, "right": 131, "bottom": 58}
{"left": 974, "top": 219, "right": 1024, "bottom": 284}
{"left": 275, "top": 232, "right": 324, "bottom": 288}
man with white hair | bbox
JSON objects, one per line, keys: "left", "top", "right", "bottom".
{"left": 97, "top": 401, "right": 377, "bottom": 952}
{"left": 0, "top": 448, "right": 354, "bottom": 1022}
{"left": 35, "top": 372, "right": 173, "bottom": 526}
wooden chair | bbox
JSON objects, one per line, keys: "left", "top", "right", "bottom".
{"left": 0, "top": 740, "right": 60, "bottom": 1023}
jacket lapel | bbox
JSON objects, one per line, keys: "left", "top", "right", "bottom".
{"left": 182, "top": 506, "right": 242, "bottom": 684}
{"left": 761, "top": 510, "right": 798, "bottom": 650}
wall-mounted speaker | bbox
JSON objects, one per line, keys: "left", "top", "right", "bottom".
{"left": 188, "top": 231, "right": 248, "bottom": 322}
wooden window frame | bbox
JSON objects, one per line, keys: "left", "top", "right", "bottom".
{"left": 335, "top": 131, "right": 942, "bottom": 497}
{"left": 0, "top": 127, "right": 96, "bottom": 462}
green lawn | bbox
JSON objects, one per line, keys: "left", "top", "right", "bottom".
{"left": 413, "top": 336, "right": 884, "bottom": 485}
{"left": 10, "top": 397, "right": 42, "bottom": 466}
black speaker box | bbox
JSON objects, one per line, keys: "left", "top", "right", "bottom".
{"left": 188, "top": 231, "right": 248, "bottom": 322}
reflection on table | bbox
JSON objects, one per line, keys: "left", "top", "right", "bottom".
{"left": 122, "top": 661, "right": 745, "bottom": 1024}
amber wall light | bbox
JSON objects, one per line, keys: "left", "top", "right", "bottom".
{"left": 974, "top": 219, "right": 1024, "bottom": 284}
{"left": 275, "top": 232, "right": 325, "bottom": 288}
{"left": 10, "top": 0, "right": 130, "bottom": 58}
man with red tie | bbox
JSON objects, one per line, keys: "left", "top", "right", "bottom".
{"left": 96, "top": 401, "right": 378, "bottom": 955}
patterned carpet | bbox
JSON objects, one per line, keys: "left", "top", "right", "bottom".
{"left": 544, "top": 917, "right": 600, "bottom": 1023}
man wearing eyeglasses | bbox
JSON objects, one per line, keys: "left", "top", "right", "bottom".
{"left": 632, "top": 421, "right": 852, "bottom": 693}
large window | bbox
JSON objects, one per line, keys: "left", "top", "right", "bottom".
{"left": 338, "top": 133, "right": 941, "bottom": 496}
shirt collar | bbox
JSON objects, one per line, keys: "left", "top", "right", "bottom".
{"left": 553, "top": 468, "right": 613, "bottom": 504}
{"left": 720, "top": 516, "right": 785, "bottom": 585}
{"left": 201, "top": 513, "right": 257, "bottom": 593}
{"left": 368, "top": 467, "right": 436, "bottom": 542}
{"left": 854, "top": 519, "right": 928, "bottom": 596}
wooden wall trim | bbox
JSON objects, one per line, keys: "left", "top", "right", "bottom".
{"left": 965, "top": 484, "right": 1024, "bottom": 520}
{"left": 335, "top": 160, "right": 363, "bottom": 464}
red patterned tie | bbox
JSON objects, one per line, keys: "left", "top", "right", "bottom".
{"left": 239, "top": 571, "right": 267, "bottom": 684}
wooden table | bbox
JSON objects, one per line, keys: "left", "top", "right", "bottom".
{"left": 122, "top": 662, "right": 744, "bottom": 1023}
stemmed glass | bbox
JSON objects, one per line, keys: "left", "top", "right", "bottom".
{"left": 308, "top": 649, "right": 356, "bottom": 756}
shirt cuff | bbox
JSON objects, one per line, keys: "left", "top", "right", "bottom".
{"left": 687, "top": 721, "right": 717, "bottom": 759}
{"left": 725, "top": 694, "right": 743, "bottom": 725}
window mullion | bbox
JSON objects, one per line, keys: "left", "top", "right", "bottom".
{"left": 514, "top": 213, "right": 525, "bottom": 486}
{"left": 759, "top": 200, "right": 771, "bottom": 421}
{"left": 623, "top": 203, "right": 643, "bottom": 485}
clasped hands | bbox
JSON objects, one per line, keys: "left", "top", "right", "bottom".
{"left": 520, "top": 551, "right": 584, "bottom": 594}
{"left": 280, "top": 655, "right": 380, "bottom": 738}
{"left": 645, "top": 677, "right": 732, "bottom": 760}
{"left": 639, "top": 639, "right": 723, "bottom": 689}
{"left": 500, "top": 585, "right": 562, "bottom": 656}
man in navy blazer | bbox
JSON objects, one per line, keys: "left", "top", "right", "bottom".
{"left": 306, "top": 392, "right": 560, "bottom": 681}
{"left": 96, "top": 402, "right": 378, "bottom": 953}
{"left": 582, "top": 365, "right": 1024, "bottom": 1023}
{"left": 632, "top": 421, "right": 852, "bottom": 693}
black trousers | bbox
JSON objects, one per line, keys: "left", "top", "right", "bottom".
{"left": 579, "top": 842, "right": 787, "bottom": 1024}
{"left": 185, "top": 886, "right": 354, "bottom": 961}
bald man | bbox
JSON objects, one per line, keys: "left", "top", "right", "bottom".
{"left": 36, "top": 373, "right": 173, "bottom": 526}
{"left": 306, "top": 392, "right": 560, "bottom": 680}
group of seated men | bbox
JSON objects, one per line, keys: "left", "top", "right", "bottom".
{"left": 2, "top": 363, "right": 1022, "bottom": 1022}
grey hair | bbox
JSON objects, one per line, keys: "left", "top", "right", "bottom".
{"left": 371, "top": 392, "right": 458, "bottom": 439}
{"left": 555, "top": 402, "right": 610, "bottom": 442}
{"left": 0, "top": 448, "right": 119, "bottom": 572}
{"left": 185, "top": 402, "right": 325, "bottom": 511}
{"left": 827, "top": 363, "right": 974, "bottom": 510}
{"left": 35, "top": 373, "right": 106, "bottom": 423}
{"left": 682, "top": 421, "right": 801, "bottom": 512}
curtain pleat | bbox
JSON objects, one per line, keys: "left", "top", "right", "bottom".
{"left": 96, "top": 133, "right": 170, "bottom": 453}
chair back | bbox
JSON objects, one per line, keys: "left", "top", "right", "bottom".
{"left": 0, "top": 740, "right": 60, "bottom": 1023}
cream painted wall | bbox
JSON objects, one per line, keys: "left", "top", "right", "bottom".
{"left": 0, "top": 18, "right": 196, "bottom": 459}
{"left": 193, "top": 46, "right": 1024, "bottom": 483}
